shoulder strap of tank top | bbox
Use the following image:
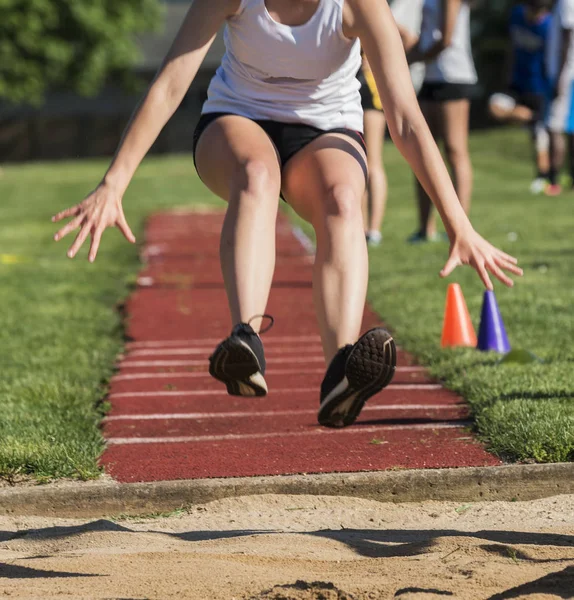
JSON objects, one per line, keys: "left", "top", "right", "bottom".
{"left": 236, "top": 0, "right": 256, "bottom": 16}
{"left": 329, "top": 0, "right": 348, "bottom": 38}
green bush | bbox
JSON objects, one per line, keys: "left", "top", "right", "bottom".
{"left": 0, "top": 0, "right": 163, "bottom": 104}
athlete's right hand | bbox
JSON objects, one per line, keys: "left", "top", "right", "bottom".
{"left": 52, "top": 183, "right": 136, "bottom": 262}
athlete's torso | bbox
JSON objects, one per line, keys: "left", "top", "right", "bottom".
{"left": 202, "top": 0, "right": 363, "bottom": 131}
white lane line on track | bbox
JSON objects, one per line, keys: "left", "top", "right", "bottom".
{"left": 108, "top": 384, "right": 442, "bottom": 399}
{"left": 125, "top": 346, "right": 325, "bottom": 358}
{"left": 291, "top": 226, "right": 316, "bottom": 256}
{"left": 106, "top": 421, "right": 473, "bottom": 445}
{"left": 109, "top": 387, "right": 316, "bottom": 398}
{"left": 104, "top": 405, "right": 466, "bottom": 421}
{"left": 119, "top": 356, "right": 328, "bottom": 368}
{"left": 111, "top": 366, "right": 427, "bottom": 382}
{"left": 126, "top": 336, "right": 323, "bottom": 349}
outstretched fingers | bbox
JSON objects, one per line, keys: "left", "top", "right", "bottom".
{"left": 477, "top": 261, "right": 494, "bottom": 291}
{"left": 68, "top": 221, "right": 93, "bottom": 258}
{"left": 486, "top": 259, "right": 514, "bottom": 288}
{"left": 497, "top": 258, "right": 523, "bottom": 277}
{"left": 54, "top": 214, "right": 84, "bottom": 241}
{"left": 52, "top": 205, "right": 81, "bottom": 223}
{"left": 496, "top": 250, "right": 519, "bottom": 265}
{"left": 117, "top": 212, "right": 136, "bottom": 243}
{"left": 440, "top": 254, "right": 461, "bottom": 279}
{"left": 89, "top": 227, "right": 105, "bottom": 263}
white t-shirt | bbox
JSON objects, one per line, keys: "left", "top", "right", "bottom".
{"left": 419, "top": 0, "right": 477, "bottom": 84}
{"left": 546, "top": 0, "right": 574, "bottom": 83}
{"left": 391, "top": 0, "right": 426, "bottom": 91}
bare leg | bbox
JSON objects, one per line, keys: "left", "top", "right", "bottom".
{"left": 489, "top": 102, "right": 533, "bottom": 124}
{"left": 282, "top": 134, "right": 368, "bottom": 363}
{"left": 567, "top": 134, "right": 574, "bottom": 184}
{"left": 194, "top": 116, "right": 281, "bottom": 331}
{"left": 441, "top": 99, "right": 473, "bottom": 215}
{"left": 549, "top": 131, "right": 566, "bottom": 185}
{"left": 363, "top": 109, "right": 388, "bottom": 235}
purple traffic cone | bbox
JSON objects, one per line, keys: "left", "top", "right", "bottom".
{"left": 477, "top": 290, "right": 511, "bottom": 353}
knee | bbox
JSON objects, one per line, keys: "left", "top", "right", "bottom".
{"left": 233, "top": 159, "right": 277, "bottom": 198}
{"left": 367, "top": 159, "right": 385, "bottom": 180}
{"left": 322, "top": 184, "right": 363, "bottom": 223}
{"left": 445, "top": 143, "right": 470, "bottom": 167}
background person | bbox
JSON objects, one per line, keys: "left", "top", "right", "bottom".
{"left": 401, "top": 0, "right": 478, "bottom": 243}
{"left": 360, "top": 0, "right": 425, "bottom": 248}
{"left": 545, "top": 0, "right": 574, "bottom": 195}
{"left": 488, "top": 0, "right": 553, "bottom": 195}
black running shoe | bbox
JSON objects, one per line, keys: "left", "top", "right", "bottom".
{"left": 318, "top": 327, "right": 396, "bottom": 428}
{"left": 208, "top": 317, "right": 272, "bottom": 397}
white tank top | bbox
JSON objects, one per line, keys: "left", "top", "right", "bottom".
{"left": 419, "top": 0, "right": 477, "bottom": 84}
{"left": 202, "top": 0, "right": 363, "bottom": 131}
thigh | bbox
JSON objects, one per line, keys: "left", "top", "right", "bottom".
{"left": 281, "top": 133, "right": 367, "bottom": 224}
{"left": 439, "top": 99, "right": 470, "bottom": 154}
{"left": 363, "top": 109, "right": 387, "bottom": 165}
{"left": 194, "top": 115, "right": 282, "bottom": 201}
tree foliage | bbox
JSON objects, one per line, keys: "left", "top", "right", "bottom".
{"left": 0, "top": 0, "right": 163, "bottom": 104}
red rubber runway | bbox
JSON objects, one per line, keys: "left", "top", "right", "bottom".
{"left": 101, "top": 210, "right": 500, "bottom": 483}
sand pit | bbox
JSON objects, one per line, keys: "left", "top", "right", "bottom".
{"left": 1, "top": 493, "right": 573, "bottom": 599}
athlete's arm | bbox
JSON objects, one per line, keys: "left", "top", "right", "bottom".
{"left": 406, "top": 0, "right": 462, "bottom": 65}
{"left": 53, "top": 0, "right": 240, "bottom": 262}
{"left": 344, "top": 0, "right": 522, "bottom": 289}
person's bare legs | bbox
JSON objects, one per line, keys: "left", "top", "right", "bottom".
{"left": 489, "top": 101, "right": 533, "bottom": 124}
{"left": 535, "top": 129, "right": 550, "bottom": 176}
{"left": 282, "top": 134, "right": 369, "bottom": 363}
{"left": 441, "top": 98, "right": 473, "bottom": 215}
{"left": 194, "top": 116, "right": 281, "bottom": 331}
{"left": 415, "top": 101, "right": 440, "bottom": 237}
{"left": 363, "top": 109, "right": 388, "bottom": 238}
{"left": 283, "top": 133, "right": 395, "bottom": 427}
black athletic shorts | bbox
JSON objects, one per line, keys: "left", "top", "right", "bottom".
{"left": 192, "top": 112, "right": 367, "bottom": 182}
{"left": 357, "top": 68, "right": 383, "bottom": 112}
{"left": 418, "top": 82, "right": 477, "bottom": 102}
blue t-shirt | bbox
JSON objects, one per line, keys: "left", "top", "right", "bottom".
{"left": 510, "top": 5, "right": 552, "bottom": 95}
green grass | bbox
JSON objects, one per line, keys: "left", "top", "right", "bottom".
{"left": 0, "top": 157, "right": 222, "bottom": 482}
{"left": 0, "top": 127, "right": 572, "bottom": 482}
{"left": 289, "top": 127, "right": 574, "bottom": 463}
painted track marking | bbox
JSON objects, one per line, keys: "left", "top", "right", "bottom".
{"left": 111, "top": 366, "right": 426, "bottom": 382}
{"left": 108, "top": 384, "right": 442, "bottom": 399}
{"left": 104, "top": 405, "right": 466, "bottom": 421}
{"left": 125, "top": 346, "right": 325, "bottom": 357}
{"left": 126, "top": 336, "right": 323, "bottom": 349}
{"left": 107, "top": 421, "right": 473, "bottom": 445}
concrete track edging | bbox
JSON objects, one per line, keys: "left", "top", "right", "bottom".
{"left": 1, "top": 463, "right": 573, "bottom": 518}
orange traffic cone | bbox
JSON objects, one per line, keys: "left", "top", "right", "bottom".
{"left": 441, "top": 283, "right": 477, "bottom": 348}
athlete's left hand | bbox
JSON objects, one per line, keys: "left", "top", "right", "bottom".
{"left": 440, "top": 228, "right": 523, "bottom": 290}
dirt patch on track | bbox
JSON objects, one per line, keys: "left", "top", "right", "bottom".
{"left": 1, "top": 494, "right": 573, "bottom": 599}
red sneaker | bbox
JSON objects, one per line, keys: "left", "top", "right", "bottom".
{"left": 545, "top": 184, "right": 562, "bottom": 197}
